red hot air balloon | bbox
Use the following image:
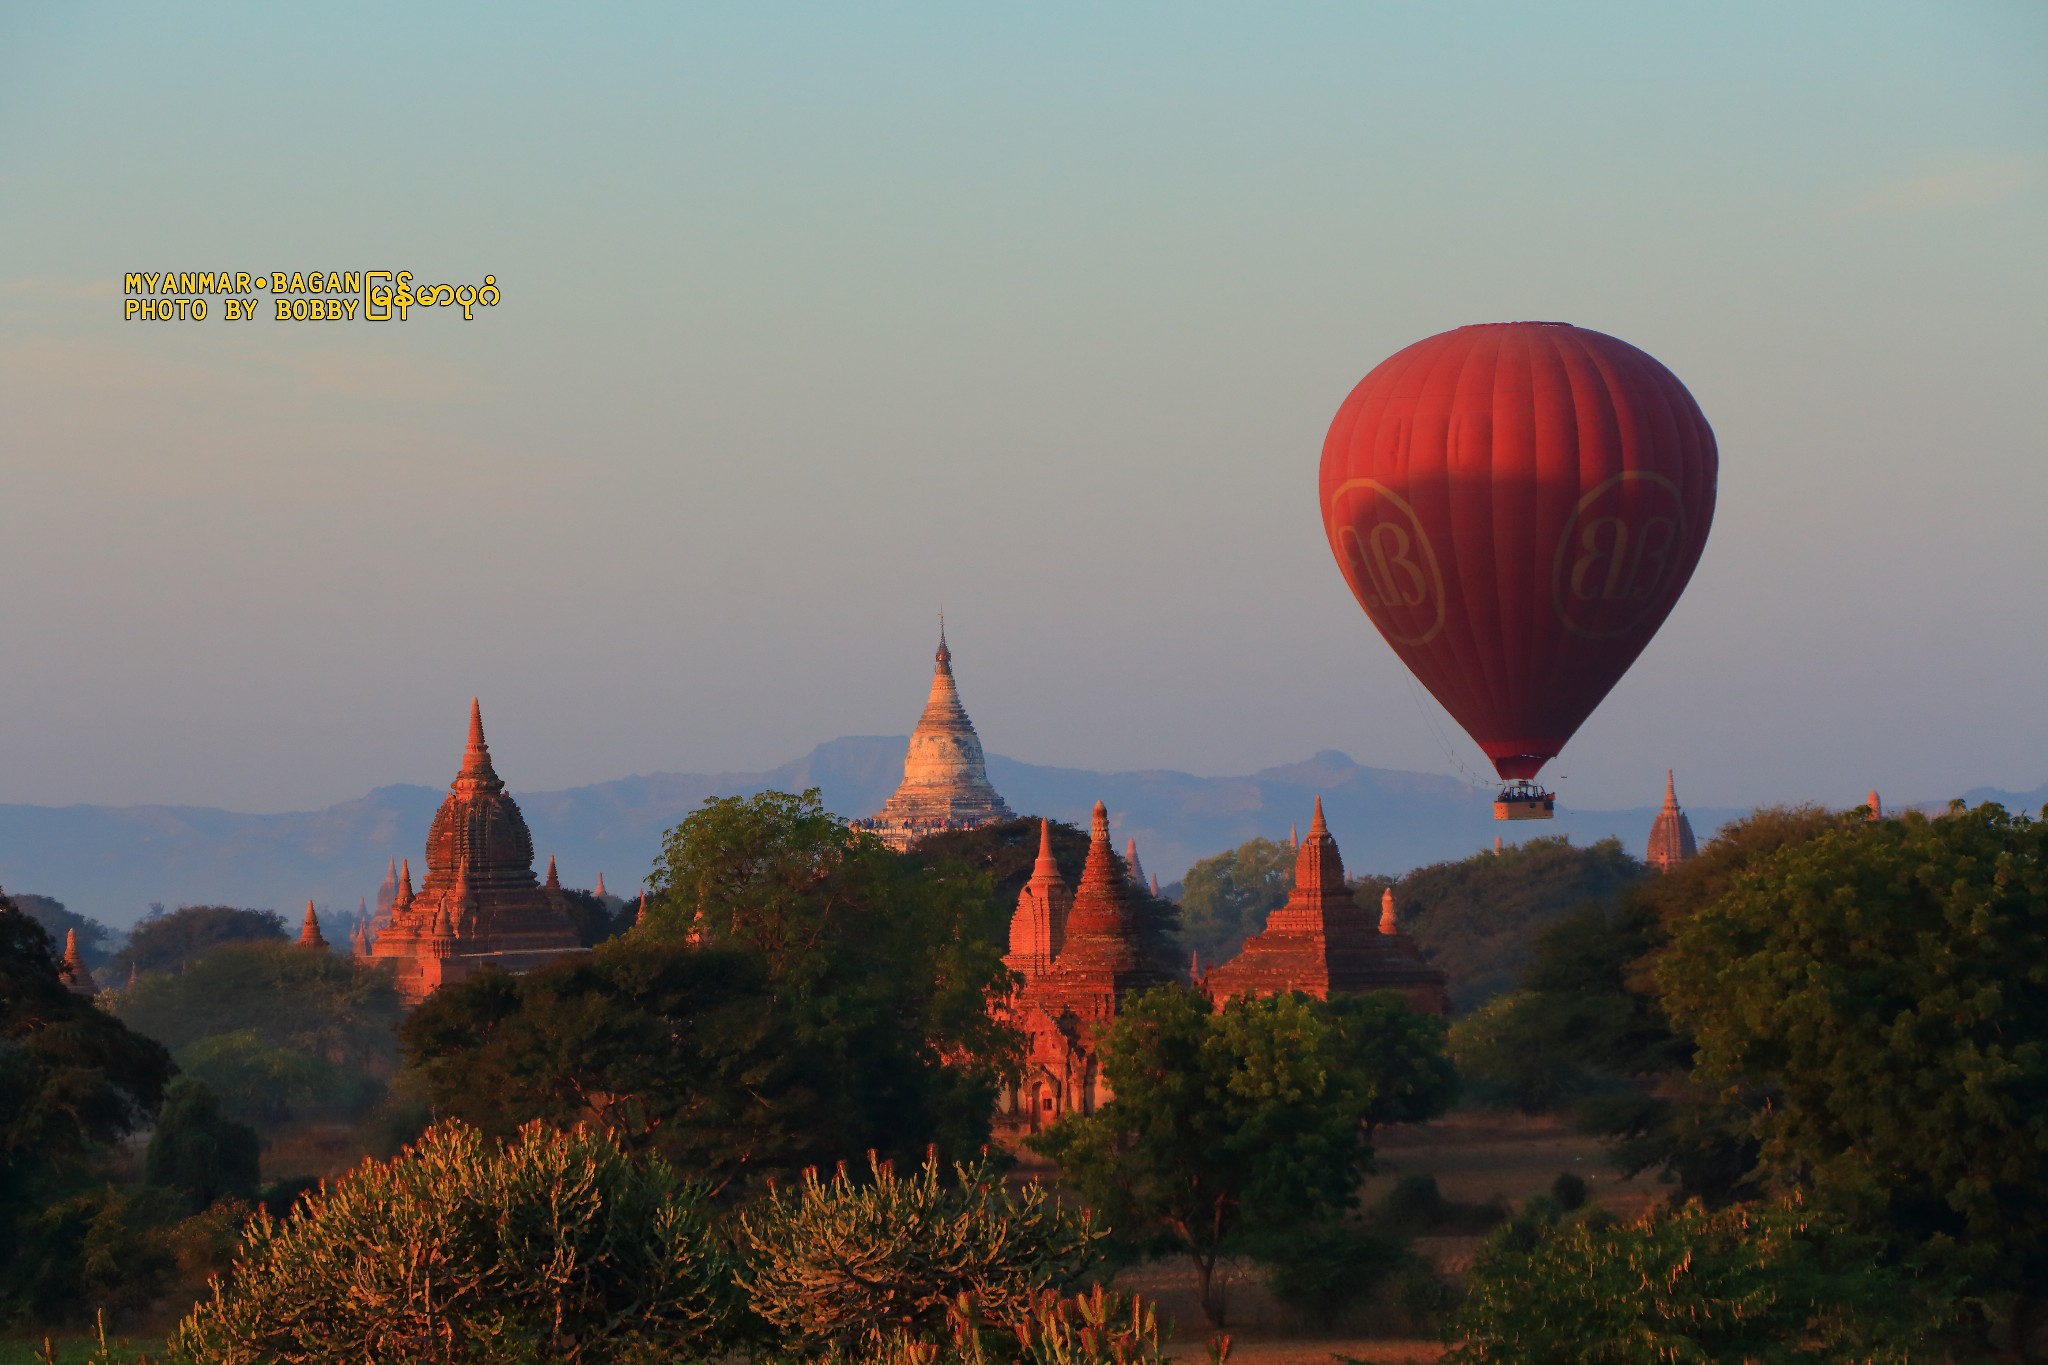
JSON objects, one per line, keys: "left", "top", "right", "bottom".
{"left": 1319, "top": 322, "right": 1716, "bottom": 818}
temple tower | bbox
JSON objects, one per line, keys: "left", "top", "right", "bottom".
{"left": 369, "top": 700, "right": 586, "bottom": 1003}
{"left": 1645, "top": 770, "right": 1699, "bottom": 872}
{"left": 864, "top": 624, "right": 1014, "bottom": 849}
{"left": 1205, "top": 798, "right": 1448, "bottom": 1014}
{"left": 1006, "top": 819, "right": 1072, "bottom": 979}
{"left": 297, "top": 901, "right": 329, "bottom": 950}
{"left": 59, "top": 928, "right": 98, "bottom": 996}
{"left": 995, "top": 802, "right": 1167, "bottom": 1144}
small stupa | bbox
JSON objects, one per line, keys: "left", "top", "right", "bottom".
{"left": 297, "top": 901, "right": 329, "bottom": 950}
{"left": 59, "top": 928, "right": 98, "bottom": 996}
{"left": 1645, "top": 770, "right": 1699, "bottom": 872}
{"left": 864, "top": 622, "right": 1014, "bottom": 850}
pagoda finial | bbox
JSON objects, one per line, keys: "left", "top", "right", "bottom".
{"left": 1124, "top": 838, "right": 1146, "bottom": 891}
{"left": 635, "top": 891, "right": 647, "bottom": 926}
{"left": 1868, "top": 790, "right": 1882, "bottom": 819}
{"left": 935, "top": 614, "right": 952, "bottom": 669}
{"left": 545, "top": 855, "right": 560, "bottom": 891}
{"left": 397, "top": 858, "right": 415, "bottom": 908}
{"left": 1289, "top": 822, "right": 1298, "bottom": 850}
{"left": 595, "top": 872, "right": 609, "bottom": 900}
{"left": 1310, "top": 795, "right": 1328, "bottom": 839}
{"left": 1380, "top": 886, "right": 1398, "bottom": 935}
{"left": 460, "top": 698, "right": 496, "bottom": 779}
{"left": 1664, "top": 769, "right": 1679, "bottom": 808}
{"left": 298, "top": 900, "right": 328, "bottom": 950}
{"left": 1091, "top": 801, "right": 1109, "bottom": 842}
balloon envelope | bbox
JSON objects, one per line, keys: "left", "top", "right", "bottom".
{"left": 1319, "top": 322, "right": 1716, "bottom": 781}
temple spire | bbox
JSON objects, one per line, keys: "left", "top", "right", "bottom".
{"left": 60, "top": 929, "right": 97, "bottom": 995}
{"left": 459, "top": 698, "right": 498, "bottom": 783}
{"left": 298, "top": 901, "right": 328, "bottom": 950}
{"left": 595, "top": 872, "right": 609, "bottom": 900}
{"left": 1124, "top": 838, "right": 1147, "bottom": 892}
{"left": 1646, "top": 770, "right": 1699, "bottom": 872}
{"left": 1379, "top": 886, "right": 1398, "bottom": 935}
{"left": 545, "top": 856, "right": 560, "bottom": 891}
{"left": 1007, "top": 818, "right": 1073, "bottom": 978}
{"left": 397, "top": 858, "right": 415, "bottom": 909}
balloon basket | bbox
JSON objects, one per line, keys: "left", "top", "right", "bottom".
{"left": 1492, "top": 782, "right": 1555, "bottom": 821}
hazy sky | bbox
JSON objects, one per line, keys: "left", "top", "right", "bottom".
{"left": 2, "top": 2, "right": 2043, "bottom": 815}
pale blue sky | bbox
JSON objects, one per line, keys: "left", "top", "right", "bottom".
{"left": 2, "top": 2, "right": 2043, "bottom": 813}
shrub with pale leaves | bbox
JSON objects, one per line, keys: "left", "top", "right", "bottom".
{"left": 172, "top": 1120, "right": 734, "bottom": 1365}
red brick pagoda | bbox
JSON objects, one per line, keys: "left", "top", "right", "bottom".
{"left": 1645, "top": 769, "right": 1699, "bottom": 871}
{"left": 994, "top": 804, "right": 1169, "bottom": 1143}
{"left": 366, "top": 700, "right": 586, "bottom": 1003}
{"left": 1203, "top": 797, "right": 1447, "bottom": 1015}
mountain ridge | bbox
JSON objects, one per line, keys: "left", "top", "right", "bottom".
{"left": 1, "top": 737, "right": 2034, "bottom": 928}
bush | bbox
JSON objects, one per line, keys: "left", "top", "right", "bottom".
{"left": 145, "top": 1078, "right": 260, "bottom": 1213}
{"left": 172, "top": 1120, "right": 734, "bottom": 1365}
{"left": 738, "top": 1149, "right": 1102, "bottom": 1357}
{"left": 1257, "top": 1221, "right": 1408, "bottom": 1329}
{"left": 1446, "top": 1197, "right": 1944, "bottom": 1363}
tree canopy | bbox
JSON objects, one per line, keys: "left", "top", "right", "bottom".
{"left": 109, "top": 904, "right": 289, "bottom": 979}
{"left": 114, "top": 940, "right": 405, "bottom": 1131}
{"left": 1378, "top": 835, "right": 1648, "bottom": 1009}
{"left": 1031, "top": 984, "right": 1452, "bottom": 1326}
{"left": 411, "top": 789, "right": 1020, "bottom": 1188}
{"left": 1656, "top": 801, "right": 2048, "bottom": 1302}
{"left": 0, "top": 898, "right": 175, "bottom": 1322}
{"left": 1176, "top": 835, "right": 1294, "bottom": 968}
{"left": 11, "top": 892, "right": 115, "bottom": 968}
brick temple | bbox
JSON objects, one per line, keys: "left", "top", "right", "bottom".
{"left": 995, "top": 805, "right": 1168, "bottom": 1141}
{"left": 364, "top": 700, "right": 586, "bottom": 1002}
{"left": 1202, "top": 796, "right": 1448, "bottom": 1014}
{"left": 859, "top": 624, "right": 1015, "bottom": 849}
{"left": 1645, "top": 769, "right": 1698, "bottom": 871}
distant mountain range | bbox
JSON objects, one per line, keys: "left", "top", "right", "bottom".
{"left": 1, "top": 736, "right": 2038, "bottom": 929}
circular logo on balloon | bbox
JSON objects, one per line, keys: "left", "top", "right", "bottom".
{"left": 1550, "top": 472, "right": 1689, "bottom": 640}
{"left": 1327, "top": 479, "right": 1445, "bottom": 646}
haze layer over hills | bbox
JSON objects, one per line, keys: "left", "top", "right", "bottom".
{"left": 1, "top": 736, "right": 2036, "bottom": 927}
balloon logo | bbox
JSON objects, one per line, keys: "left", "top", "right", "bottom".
{"left": 1320, "top": 322, "right": 1716, "bottom": 790}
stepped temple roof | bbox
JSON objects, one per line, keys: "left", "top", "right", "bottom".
{"left": 369, "top": 700, "right": 586, "bottom": 1002}
{"left": 863, "top": 624, "right": 1014, "bottom": 850}
{"left": 1645, "top": 770, "right": 1698, "bottom": 872}
{"left": 1204, "top": 797, "right": 1447, "bottom": 1014}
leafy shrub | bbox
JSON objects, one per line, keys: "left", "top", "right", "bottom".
{"left": 738, "top": 1149, "right": 1102, "bottom": 1356}
{"left": 145, "top": 1078, "right": 260, "bottom": 1213}
{"left": 172, "top": 1120, "right": 734, "bottom": 1365}
{"left": 1257, "top": 1221, "right": 1408, "bottom": 1329}
{"left": 1446, "top": 1197, "right": 1943, "bottom": 1363}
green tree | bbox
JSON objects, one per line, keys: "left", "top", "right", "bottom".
{"left": 146, "top": 1078, "right": 261, "bottom": 1213}
{"left": 1176, "top": 836, "right": 1294, "bottom": 968}
{"left": 173, "top": 1119, "right": 735, "bottom": 1365}
{"left": 115, "top": 940, "right": 405, "bottom": 1131}
{"left": 12, "top": 893, "right": 115, "bottom": 968}
{"left": 0, "top": 899, "right": 174, "bottom": 1322}
{"left": 1656, "top": 801, "right": 2048, "bottom": 1340}
{"left": 108, "top": 905, "right": 289, "bottom": 979}
{"left": 1447, "top": 1197, "right": 1941, "bottom": 1363}
{"left": 405, "top": 944, "right": 818, "bottom": 1190}
{"left": 1030, "top": 985, "right": 1420, "bottom": 1327}
{"left": 638, "top": 789, "right": 1019, "bottom": 1166}
{"left": 1383, "top": 835, "right": 1647, "bottom": 1008}
{"left": 737, "top": 1149, "right": 1101, "bottom": 1356}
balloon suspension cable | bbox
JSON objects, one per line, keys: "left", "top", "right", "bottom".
{"left": 1396, "top": 669, "right": 1491, "bottom": 788}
